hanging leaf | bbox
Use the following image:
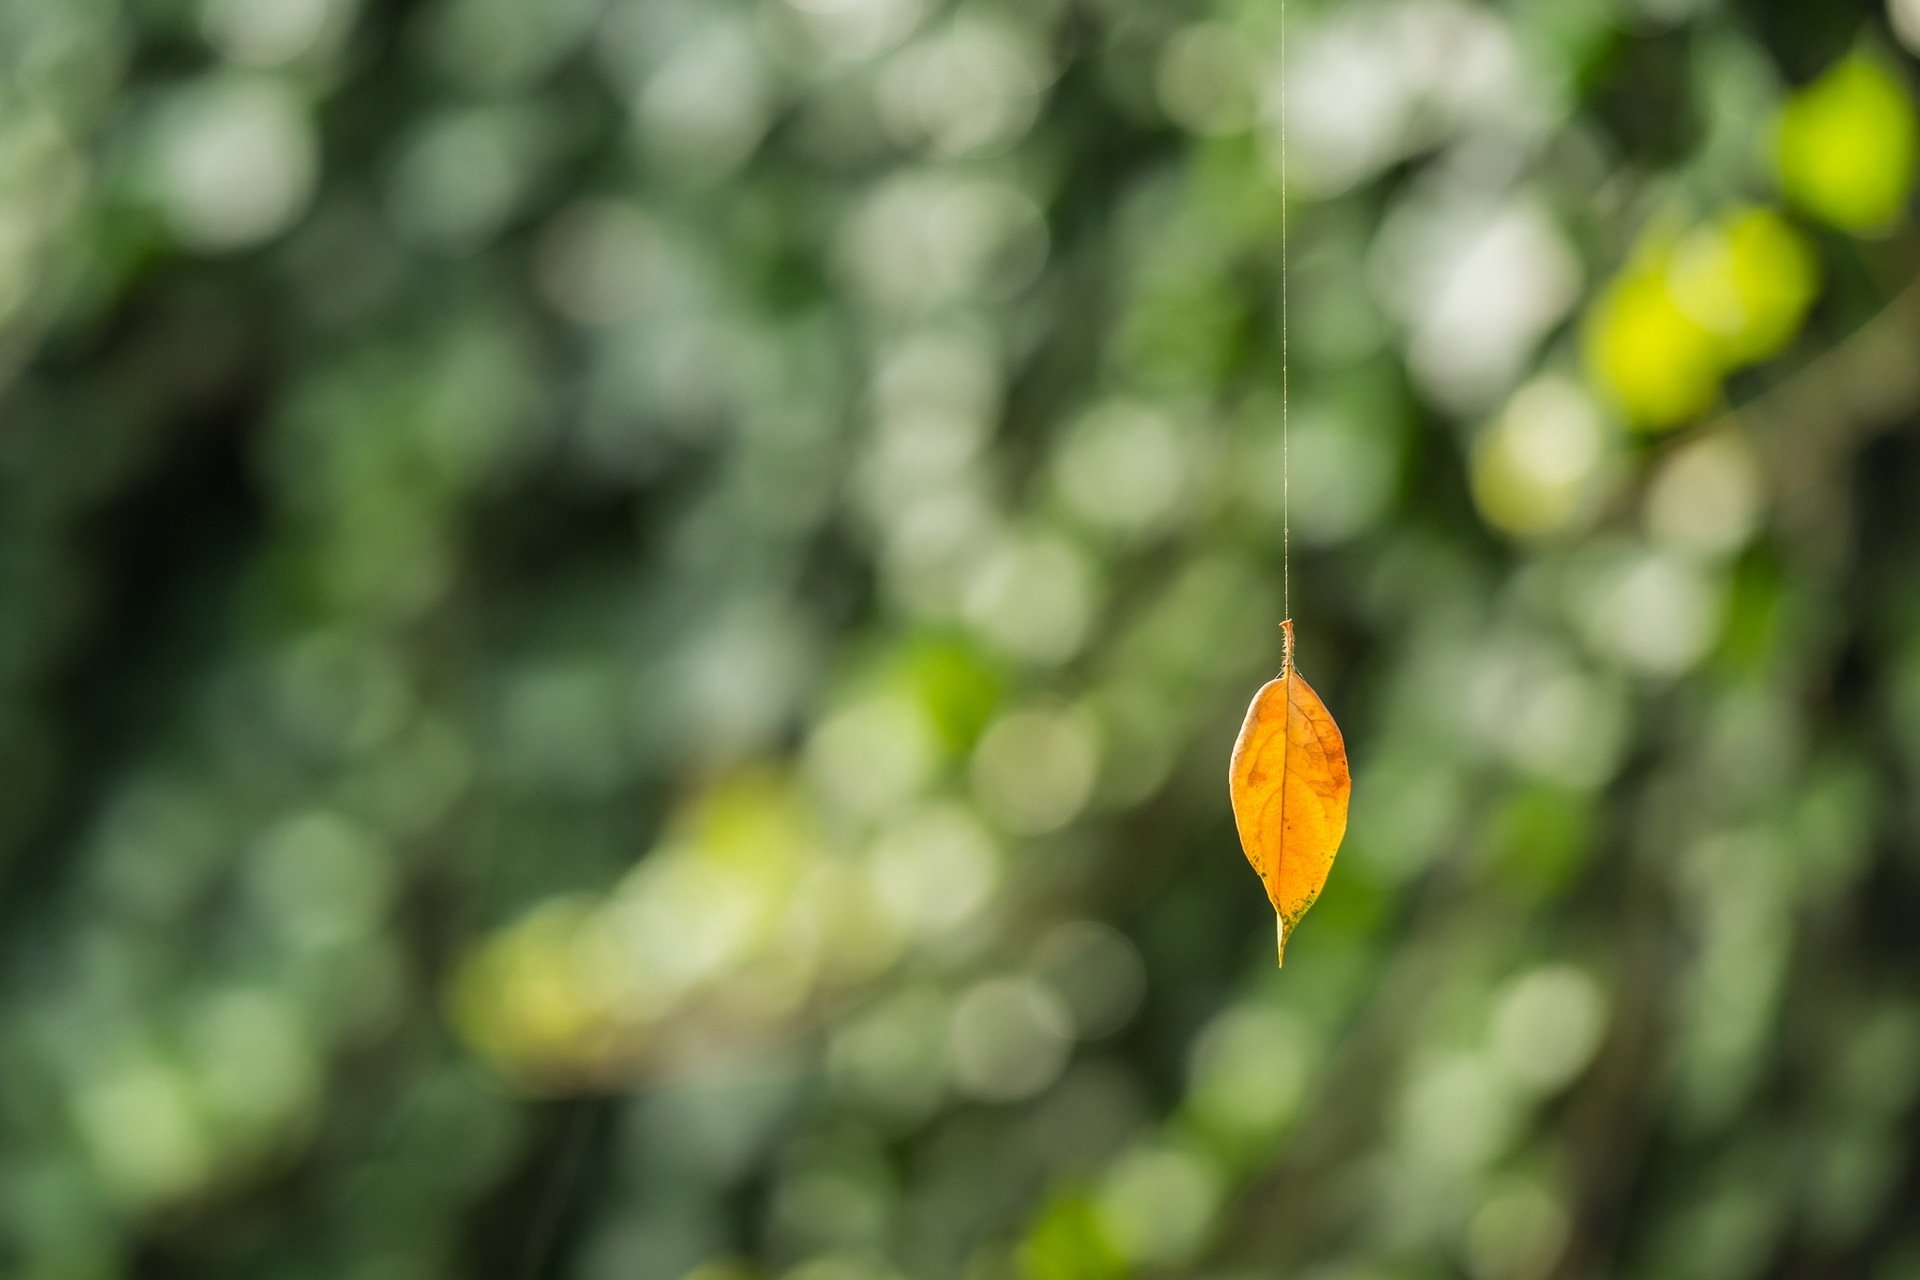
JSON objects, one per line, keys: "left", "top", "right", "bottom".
{"left": 1229, "top": 620, "right": 1351, "bottom": 966}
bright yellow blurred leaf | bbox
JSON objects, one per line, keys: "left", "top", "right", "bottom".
{"left": 1776, "top": 53, "right": 1917, "bottom": 233}
{"left": 1586, "top": 207, "right": 1818, "bottom": 429}
{"left": 1710, "top": 208, "right": 1819, "bottom": 363}
{"left": 1584, "top": 249, "right": 1724, "bottom": 429}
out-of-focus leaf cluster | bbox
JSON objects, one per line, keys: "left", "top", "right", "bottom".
{"left": 4, "top": 0, "right": 1920, "bottom": 1277}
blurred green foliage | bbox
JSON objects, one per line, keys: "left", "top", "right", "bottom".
{"left": 4, "top": 0, "right": 1920, "bottom": 1277}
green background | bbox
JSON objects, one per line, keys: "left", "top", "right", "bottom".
{"left": 4, "top": 0, "right": 1920, "bottom": 1276}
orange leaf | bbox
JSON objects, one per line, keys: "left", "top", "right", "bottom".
{"left": 1229, "top": 620, "right": 1351, "bottom": 966}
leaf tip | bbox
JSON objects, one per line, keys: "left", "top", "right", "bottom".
{"left": 1275, "top": 913, "right": 1287, "bottom": 968}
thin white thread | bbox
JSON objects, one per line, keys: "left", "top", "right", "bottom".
{"left": 1280, "top": 0, "right": 1290, "bottom": 625}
